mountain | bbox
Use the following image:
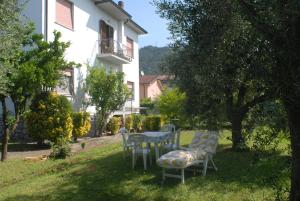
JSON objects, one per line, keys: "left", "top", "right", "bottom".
{"left": 139, "top": 46, "right": 170, "bottom": 75}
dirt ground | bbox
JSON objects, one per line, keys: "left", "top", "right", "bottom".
{"left": 7, "top": 134, "right": 122, "bottom": 159}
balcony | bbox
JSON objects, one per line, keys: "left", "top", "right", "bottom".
{"left": 97, "top": 39, "right": 133, "bottom": 64}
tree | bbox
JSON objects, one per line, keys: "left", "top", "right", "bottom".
{"left": 0, "top": 0, "right": 29, "bottom": 161}
{"left": 85, "top": 67, "right": 129, "bottom": 135}
{"left": 156, "top": 87, "right": 186, "bottom": 123}
{"left": 154, "top": 0, "right": 273, "bottom": 149}
{"left": 237, "top": 1, "right": 300, "bottom": 200}
{"left": 1, "top": 11, "right": 78, "bottom": 160}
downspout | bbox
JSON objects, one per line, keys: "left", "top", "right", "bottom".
{"left": 44, "top": 0, "right": 48, "bottom": 41}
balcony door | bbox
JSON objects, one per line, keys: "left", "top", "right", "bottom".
{"left": 100, "top": 20, "right": 114, "bottom": 54}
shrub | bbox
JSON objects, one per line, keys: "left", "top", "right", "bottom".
{"left": 132, "top": 114, "right": 143, "bottom": 132}
{"left": 49, "top": 137, "right": 71, "bottom": 159}
{"left": 72, "top": 112, "right": 91, "bottom": 141}
{"left": 25, "top": 92, "right": 73, "bottom": 143}
{"left": 140, "top": 98, "right": 156, "bottom": 115}
{"left": 156, "top": 88, "right": 186, "bottom": 122}
{"left": 143, "top": 115, "right": 162, "bottom": 131}
{"left": 107, "top": 117, "right": 121, "bottom": 135}
{"left": 125, "top": 115, "right": 133, "bottom": 131}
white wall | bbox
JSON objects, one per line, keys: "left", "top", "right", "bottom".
{"left": 21, "top": 0, "right": 43, "bottom": 34}
{"left": 123, "top": 26, "right": 140, "bottom": 109}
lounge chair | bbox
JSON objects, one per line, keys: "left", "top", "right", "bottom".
{"left": 157, "top": 131, "right": 218, "bottom": 184}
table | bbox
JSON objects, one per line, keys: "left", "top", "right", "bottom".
{"left": 142, "top": 131, "right": 171, "bottom": 160}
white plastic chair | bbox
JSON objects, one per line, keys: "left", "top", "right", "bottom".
{"left": 162, "top": 129, "right": 181, "bottom": 152}
{"left": 128, "top": 134, "right": 152, "bottom": 170}
{"left": 160, "top": 124, "right": 176, "bottom": 132}
{"left": 120, "top": 127, "right": 134, "bottom": 158}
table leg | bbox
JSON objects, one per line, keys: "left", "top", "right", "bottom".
{"left": 154, "top": 142, "right": 160, "bottom": 160}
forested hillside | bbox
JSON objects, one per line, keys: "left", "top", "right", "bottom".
{"left": 139, "top": 46, "right": 170, "bottom": 75}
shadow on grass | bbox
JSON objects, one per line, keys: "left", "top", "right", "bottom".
{"left": 3, "top": 144, "right": 290, "bottom": 201}
{"left": 0, "top": 143, "right": 50, "bottom": 152}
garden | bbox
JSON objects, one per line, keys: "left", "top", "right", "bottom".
{"left": 1, "top": 1, "right": 300, "bottom": 201}
{"left": 0, "top": 131, "right": 290, "bottom": 201}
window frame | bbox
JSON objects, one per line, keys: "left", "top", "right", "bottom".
{"left": 126, "top": 37, "right": 134, "bottom": 59}
{"left": 127, "top": 81, "right": 135, "bottom": 100}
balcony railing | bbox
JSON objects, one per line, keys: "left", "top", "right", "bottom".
{"left": 99, "top": 39, "right": 133, "bottom": 63}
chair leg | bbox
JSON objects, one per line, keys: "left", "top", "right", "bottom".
{"left": 202, "top": 156, "right": 209, "bottom": 176}
{"left": 132, "top": 152, "right": 135, "bottom": 169}
{"left": 143, "top": 153, "right": 147, "bottom": 170}
{"left": 123, "top": 147, "right": 126, "bottom": 159}
{"left": 210, "top": 156, "right": 218, "bottom": 171}
{"left": 181, "top": 169, "right": 185, "bottom": 184}
{"left": 149, "top": 152, "right": 152, "bottom": 166}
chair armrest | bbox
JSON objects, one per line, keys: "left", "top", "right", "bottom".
{"left": 178, "top": 146, "right": 189, "bottom": 150}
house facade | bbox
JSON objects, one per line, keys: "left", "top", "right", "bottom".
{"left": 21, "top": 0, "right": 147, "bottom": 115}
{"left": 139, "top": 75, "right": 171, "bottom": 100}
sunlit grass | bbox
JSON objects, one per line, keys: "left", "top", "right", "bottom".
{"left": 0, "top": 131, "right": 290, "bottom": 201}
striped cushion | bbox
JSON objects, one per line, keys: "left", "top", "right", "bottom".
{"left": 157, "top": 149, "right": 206, "bottom": 169}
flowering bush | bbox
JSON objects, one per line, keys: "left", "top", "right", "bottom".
{"left": 72, "top": 112, "right": 91, "bottom": 141}
{"left": 25, "top": 92, "right": 73, "bottom": 143}
{"left": 107, "top": 117, "right": 121, "bottom": 135}
{"left": 125, "top": 115, "right": 133, "bottom": 131}
{"left": 132, "top": 114, "right": 143, "bottom": 132}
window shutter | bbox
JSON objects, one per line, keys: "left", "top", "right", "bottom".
{"left": 56, "top": 0, "right": 73, "bottom": 30}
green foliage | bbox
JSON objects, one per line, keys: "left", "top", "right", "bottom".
{"left": 10, "top": 31, "right": 79, "bottom": 116}
{"left": 143, "top": 115, "right": 162, "bottom": 131}
{"left": 139, "top": 46, "right": 170, "bottom": 75}
{"left": 72, "top": 112, "right": 91, "bottom": 140}
{"left": 154, "top": 0, "right": 273, "bottom": 148}
{"left": 85, "top": 67, "right": 129, "bottom": 135}
{"left": 125, "top": 115, "right": 133, "bottom": 131}
{"left": 25, "top": 92, "right": 73, "bottom": 142}
{"left": 140, "top": 98, "right": 156, "bottom": 115}
{"left": 49, "top": 137, "right": 71, "bottom": 159}
{"left": 107, "top": 117, "right": 121, "bottom": 135}
{"left": 132, "top": 114, "right": 143, "bottom": 132}
{"left": 0, "top": 0, "right": 27, "bottom": 96}
{"left": 156, "top": 88, "right": 186, "bottom": 122}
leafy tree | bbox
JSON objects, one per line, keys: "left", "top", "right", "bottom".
{"left": 237, "top": 1, "right": 300, "bottom": 199}
{"left": 0, "top": 0, "right": 30, "bottom": 161}
{"left": 156, "top": 87, "right": 186, "bottom": 123}
{"left": 154, "top": 0, "right": 273, "bottom": 149}
{"left": 85, "top": 67, "right": 129, "bottom": 135}
{"left": 0, "top": 4, "right": 78, "bottom": 160}
{"left": 10, "top": 31, "right": 78, "bottom": 122}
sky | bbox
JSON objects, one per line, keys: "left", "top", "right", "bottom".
{"left": 117, "top": 0, "right": 171, "bottom": 48}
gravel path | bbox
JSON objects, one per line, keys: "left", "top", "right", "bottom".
{"left": 7, "top": 134, "right": 122, "bottom": 159}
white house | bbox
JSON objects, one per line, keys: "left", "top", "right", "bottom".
{"left": 21, "top": 0, "right": 147, "bottom": 115}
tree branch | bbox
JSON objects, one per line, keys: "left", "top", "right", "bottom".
{"left": 240, "top": 94, "right": 269, "bottom": 116}
{"left": 238, "top": 0, "right": 277, "bottom": 42}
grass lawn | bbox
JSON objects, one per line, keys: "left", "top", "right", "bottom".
{"left": 0, "top": 131, "right": 290, "bottom": 201}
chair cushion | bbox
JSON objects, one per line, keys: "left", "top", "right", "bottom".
{"left": 157, "top": 149, "right": 206, "bottom": 169}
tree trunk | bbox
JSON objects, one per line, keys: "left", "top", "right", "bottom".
{"left": 285, "top": 103, "right": 300, "bottom": 201}
{"left": 1, "top": 98, "right": 9, "bottom": 161}
{"left": 231, "top": 113, "right": 245, "bottom": 151}
{"left": 98, "top": 113, "right": 109, "bottom": 136}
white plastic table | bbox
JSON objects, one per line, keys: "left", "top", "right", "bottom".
{"left": 142, "top": 131, "right": 171, "bottom": 160}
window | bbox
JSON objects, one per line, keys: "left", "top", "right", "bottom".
{"left": 56, "top": 0, "right": 73, "bottom": 30}
{"left": 126, "top": 37, "right": 134, "bottom": 58}
{"left": 55, "top": 69, "right": 74, "bottom": 96}
{"left": 127, "top": 81, "right": 134, "bottom": 100}
{"left": 100, "top": 20, "right": 114, "bottom": 54}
